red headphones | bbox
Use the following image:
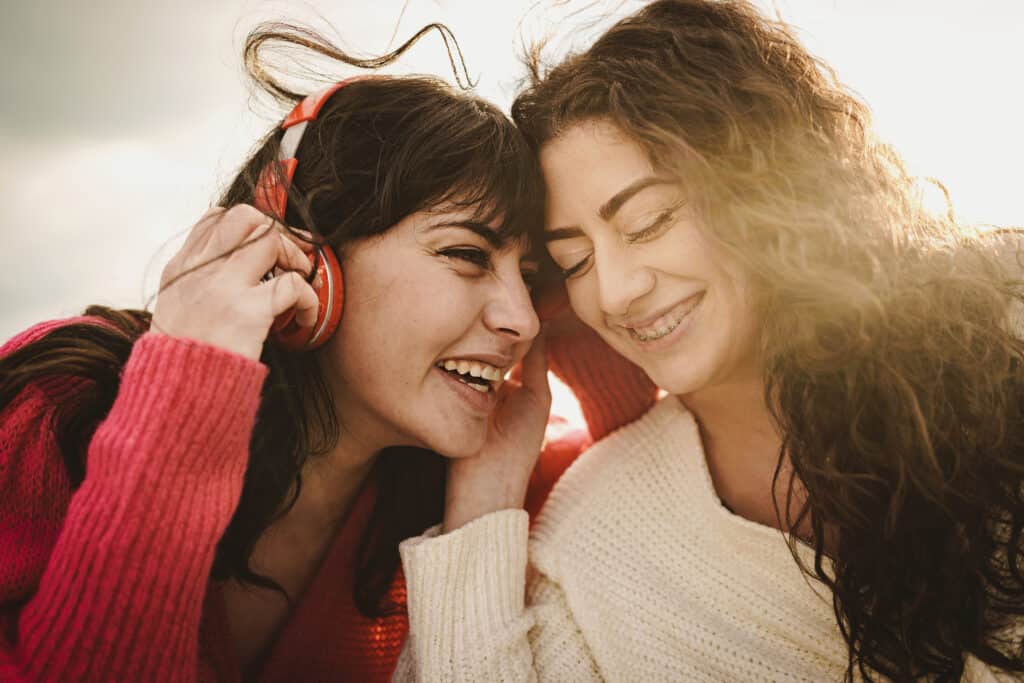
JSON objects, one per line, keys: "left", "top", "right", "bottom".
{"left": 254, "top": 78, "right": 367, "bottom": 350}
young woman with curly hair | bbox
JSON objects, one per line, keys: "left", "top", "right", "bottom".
{"left": 394, "top": 2, "right": 1024, "bottom": 681}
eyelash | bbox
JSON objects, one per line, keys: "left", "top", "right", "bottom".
{"left": 624, "top": 209, "right": 675, "bottom": 244}
{"left": 560, "top": 256, "right": 591, "bottom": 280}
{"left": 560, "top": 209, "right": 677, "bottom": 279}
{"left": 439, "top": 247, "right": 538, "bottom": 289}
{"left": 438, "top": 247, "right": 491, "bottom": 269}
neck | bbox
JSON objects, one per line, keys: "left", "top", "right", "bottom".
{"left": 681, "top": 378, "right": 778, "bottom": 464}
{"left": 285, "top": 436, "right": 378, "bottom": 534}
{"left": 281, "top": 352, "right": 422, "bottom": 531}
{"left": 680, "top": 377, "right": 802, "bottom": 531}
{"left": 225, "top": 423, "right": 381, "bottom": 666}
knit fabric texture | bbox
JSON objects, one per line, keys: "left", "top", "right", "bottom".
{"left": 1, "top": 318, "right": 654, "bottom": 682}
{"left": 395, "top": 396, "right": 1012, "bottom": 682}
{"left": 0, "top": 321, "right": 404, "bottom": 682}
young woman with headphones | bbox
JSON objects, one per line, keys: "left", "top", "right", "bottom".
{"left": 0, "top": 23, "right": 654, "bottom": 682}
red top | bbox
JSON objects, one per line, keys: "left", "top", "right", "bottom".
{"left": 0, "top": 318, "right": 656, "bottom": 682}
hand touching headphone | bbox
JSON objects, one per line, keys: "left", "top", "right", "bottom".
{"left": 255, "top": 78, "right": 369, "bottom": 350}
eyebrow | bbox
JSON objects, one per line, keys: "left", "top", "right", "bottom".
{"left": 599, "top": 176, "right": 674, "bottom": 221}
{"left": 545, "top": 176, "right": 674, "bottom": 242}
{"left": 543, "top": 227, "right": 585, "bottom": 242}
{"left": 426, "top": 220, "right": 503, "bottom": 248}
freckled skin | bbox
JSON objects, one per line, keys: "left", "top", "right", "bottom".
{"left": 320, "top": 206, "right": 540, "bottom": 459}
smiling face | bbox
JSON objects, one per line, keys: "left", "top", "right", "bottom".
{"left": 540, "top": 119, "right": 761, "bottom": 397}
{"left": 321, "top": 203, "right": 540, "bottom": 459}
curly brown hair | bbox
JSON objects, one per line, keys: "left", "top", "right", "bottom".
{"left": 512, "top": 1, "right": 1024, "bottom": 680}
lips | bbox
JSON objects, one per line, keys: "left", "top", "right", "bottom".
{"left": 620, "top": 292, "right": 705, "bottom": 342}
{"left": 433, "top": 356, "right": 512, "bottom": 393}
{"left": 434, "top": 365, "right": 500, "bottom": 414}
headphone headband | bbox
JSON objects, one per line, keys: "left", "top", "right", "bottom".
{"left": 257, "top": 76, "right": 372, "bottom": 350}
{"left": 255, "top": 76, "right": 372, "bottom": 219}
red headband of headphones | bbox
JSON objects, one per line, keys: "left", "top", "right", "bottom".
{"left": 255, "top": 77, "right": 370, "bottom": 350}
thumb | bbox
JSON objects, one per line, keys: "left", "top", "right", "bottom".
{"left": 518, "top": 330, "right": 551, "bottom": 402}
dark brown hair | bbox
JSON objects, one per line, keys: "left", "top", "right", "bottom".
{"left": 0, "top": 22, "right": 545, "bottom": 618}
{"left": 513, "top": 1, "right": 1024, "bottom": 680}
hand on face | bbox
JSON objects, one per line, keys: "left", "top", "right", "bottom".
{"left": 539, "top": 280, "right": 658, "bottom": 440}
{"left": 151, "top": 204, "right": 319, "bottom": 360}
{"left": 441, "top": 332, "right": 552, "bottom": 533}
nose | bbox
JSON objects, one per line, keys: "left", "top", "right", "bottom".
{"left": 594, "top": 241, "right": 655, "bottom": 317}
{"left": 483, "top": 272, "right": 541, "bottom": 342}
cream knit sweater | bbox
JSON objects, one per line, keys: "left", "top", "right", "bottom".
{"left": 394, "top": 396, "right": 1009, "bottom": 682}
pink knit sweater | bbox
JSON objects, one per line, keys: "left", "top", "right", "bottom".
{"left": 0, "top": 318, "right": 655, "bottom": 682}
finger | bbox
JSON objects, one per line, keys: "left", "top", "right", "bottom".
{"left": 275, "top": 232, "right": 314, "bottom": 276}
{"left": 519, "top": 330, "right": 551, "bottom": 401}
{"left": 231, "top": 227, "right": 312, "bottom": 285}
{"left": 282, "top": 227, "right": 317, "bottom": 254}
{"left": 204, "top": 204, "right": 278, "bottom": 256}
{"left": 268, "top": 271, "right": 320, "bottom": 328}
{"left": 177, "top": 206, "right": 228, "bottom": 261}
{"left": 508, "top": 363, "right": 523, "bottom": 384}
{"left": 159, "top": 207, "right": 237, "bottom": 289}
{"left": 253, "top": 225, "right": 313, "bottom": 275}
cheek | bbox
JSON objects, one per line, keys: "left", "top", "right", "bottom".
{"left": 699, "top": 268, "right": 761, "bottom": 372}
{"left": 338, "top": 272, "right": 477, "bottom": 374}
{"left": 566, "top": 280, "right": 602, "bottom": 327}
{"left": 333, "top": 270, "right": 419, "bottom": 372}
{"left": 331, "top": 311, "right": 404, "bottom": 392}
{"left": 566, "top": 280, "right": 640, "bottom": 357}
{"left": 724, "top": 287, "right": 761, "bottom": 357}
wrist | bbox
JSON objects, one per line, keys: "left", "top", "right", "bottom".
{"left": 442, "top": 505, "right": 521, "bottom": 534}
{"left": 149, "top": 317, "right": 262, "bottom": 361}
{"left": 442, "top": 483, "right": 528, "bottom": 533}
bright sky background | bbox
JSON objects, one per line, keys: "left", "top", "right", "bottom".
{"left": 1, "top": 1, "right": 1022, "bottom": 420}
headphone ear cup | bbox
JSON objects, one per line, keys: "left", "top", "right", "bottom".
{"left": 272, "top": 245, "right": 344, "bottom": 351}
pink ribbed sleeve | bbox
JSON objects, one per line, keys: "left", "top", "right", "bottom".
{"left": 0, "top": 331, "right": 267, "bottom": 682}
{"left": 546, "top": 324, "right": 658, "bottom": 442}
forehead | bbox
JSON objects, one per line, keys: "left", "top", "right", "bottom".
{"left": 417, "top": 203, "right": 537, "bottom": 258}
{"left": 540, "top": 120, "right": 654, "bottom": 212}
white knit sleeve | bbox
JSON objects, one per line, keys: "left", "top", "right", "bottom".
{"left": 393, "top": 509, "right": 601, "bottom": 682}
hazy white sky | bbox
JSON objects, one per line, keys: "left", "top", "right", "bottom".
{"left": 1, "top": 0, "right": 1022, "bottom": 349}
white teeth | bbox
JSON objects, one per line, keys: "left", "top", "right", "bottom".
{"left": 637, "top": 325, "right": 674, "bottom": 342}
{"left": 466, "top": 382, "right": 489, "bottom": 393}
{"left": 629, "top": 296, "right": 701, "bottom": 342}
{"left": 436, "top": 358, "right": 509, "bottom": 389}
{"left": 634, "top": 319, "right": 680, "bottom": 342}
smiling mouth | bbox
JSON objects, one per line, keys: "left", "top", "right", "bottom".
{"left": 434, "top": 358, "right": 509, "bottom": 393}
{"left": 624, "top": 293, "right": 704, "bottom": 342}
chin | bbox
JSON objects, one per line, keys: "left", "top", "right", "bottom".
{"left": 642, "top": 361, "right": 710, "bottom": 397}
{"left": 420, "top": 427, "right": 487, "bottom": 460}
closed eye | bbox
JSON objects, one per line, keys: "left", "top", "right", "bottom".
{"left": 438, "top": 247, "right": 491, "bottom": 269}
{"left": 560, "top": 253, "right": 592, "bottom": 279}
{"left": 624, "top": 208, "right": 676, "bottom": 244}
